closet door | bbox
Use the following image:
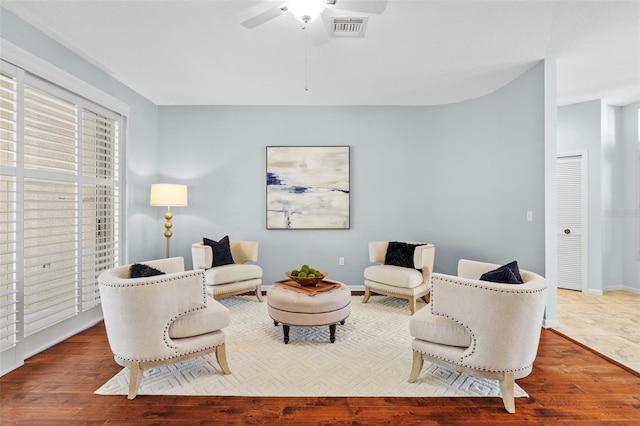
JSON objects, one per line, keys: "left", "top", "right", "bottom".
{"left": 557, "top": 154, "right": 587, "bottom": 291}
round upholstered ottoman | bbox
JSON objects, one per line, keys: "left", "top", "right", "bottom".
{"left": 267, "top": 281, "right": 351, "bottom": 344}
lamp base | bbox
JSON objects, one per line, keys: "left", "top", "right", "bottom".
{"left": 164, "top": 208, "right": 173, "bottom": 258}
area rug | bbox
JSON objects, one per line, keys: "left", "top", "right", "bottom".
{"left": 96, "top": 296, "right": 527, "bottom": 398}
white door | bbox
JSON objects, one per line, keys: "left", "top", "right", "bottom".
{"left": 557, "top": 154, "right": 587, "bottom": 291}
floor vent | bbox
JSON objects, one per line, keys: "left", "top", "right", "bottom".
{"left": 330, "top": 17, "right": 368, "bottom": 37}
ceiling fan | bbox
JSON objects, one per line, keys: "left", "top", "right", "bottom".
{"left": 241, "top": 0, "right": 388, "bottom": 45}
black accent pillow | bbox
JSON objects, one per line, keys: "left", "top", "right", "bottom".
{"left": 384, "top": 241, "right": 422, "bottom": 270}
{"left": 129, "top": 263, "right": 165, "bottom": 278}
{"left": 480, "top": 261, "right": 524, "bottom": 284}
{"left": 203, "top": 235, "right": 235, "bottom": 268}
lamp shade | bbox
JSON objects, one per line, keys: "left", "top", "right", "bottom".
{"left": 150, "top": 184, "right": 188, "bottom": 207}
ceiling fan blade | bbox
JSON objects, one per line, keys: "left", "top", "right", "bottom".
{"left": 329, "top": 0, "right": 388, "bottom": 14}
{"left": 240, "top": 3, "right": 287, "bottom": 29}
{"left": 308, "top": 15, "right": 329, "bottom": 47}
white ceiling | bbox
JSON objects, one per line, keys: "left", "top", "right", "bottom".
{"left": 2, "top": 0, "right": 639, "bottom": 106}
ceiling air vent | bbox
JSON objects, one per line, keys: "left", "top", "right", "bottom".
{"left": 330, "top": 17, "right": 368, "bottom": 37}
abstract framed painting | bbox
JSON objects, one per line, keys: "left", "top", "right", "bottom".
{"left": 266, "top": 146, "right": 350, "bottom": 229}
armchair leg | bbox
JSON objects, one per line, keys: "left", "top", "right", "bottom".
{"left": 409, "top": 297, "right": 417, "bottom": 315}
{"left": 362, "top": 287, "right": 371, "bottom": 304}
{"left": 216, "top": 343, "right": 232, "bottom": 375}
{"left": 127, "top": 362, "right": 143, "bottom": 400}
{"left": 255, "top": 286, "right": 264, "bottom": 302}
{"left": 408, "top": 350, "right": 424, "bottom": 383}
{"left": 499, "top": 372, "right": 516, "bottom": 413}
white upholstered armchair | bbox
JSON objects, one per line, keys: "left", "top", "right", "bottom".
{"left": 192, "top": 240, "right": 263, "bottom": 301}
{"left": 408, "top": 259, "right": 547, "bottom": 413}
{"left": 363, "top": 241, "right": 435, "bottom": 314}
{"left": 98, "top": 257, "right": 231, "bottom": 399}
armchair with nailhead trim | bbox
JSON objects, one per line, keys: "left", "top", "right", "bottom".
{"left": 191, "top": 241, "right": 263, "bottom": 302}
{"left": 407, "top": 259, "right": 547, "bottom": 413}
{"left": 363, "top": 241, "right": 435, "bottom": 314}
{"left": 98, "top": 256, "right": 231, "bottom": 399}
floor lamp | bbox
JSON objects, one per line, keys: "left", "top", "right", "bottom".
{"left": 150, "top": 183, "right": 188, "bottom": 258}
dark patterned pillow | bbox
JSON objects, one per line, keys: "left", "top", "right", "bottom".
{"left": 129, "top": 263, "right": 165, "bottom": 278}
{"left": 480, "top": 261, "right": 524, "bottom": 284}
{"left": 203, "top": 235, "right": 235, "bottom": 268}
{"left": 384, "top": 241, "right": 422, "bottom": 270}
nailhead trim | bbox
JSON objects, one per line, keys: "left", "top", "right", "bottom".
{"left": 100, "top": 271, "right": 204, "bottom": 288}
{"left": 161, "top": 272, "right": 209, "bottom": 352}
{"left": 414, "top": 348, "right": 534, "bottom": 374}
{"left": 432, "top": 275, "right": 547, "bottom": 295}
{"left": 366, "top": 285, "right": 429, "bottom": 297}
{"left": 116, "top": 343, "right": 222, "bottom": 364}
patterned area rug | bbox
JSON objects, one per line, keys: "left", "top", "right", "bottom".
{"left": 96, "top": 296, "right": 528, "bottom": 398}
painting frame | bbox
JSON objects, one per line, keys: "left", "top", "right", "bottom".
{"left": 266, "top": 146, "right": 350, "bottom": 230}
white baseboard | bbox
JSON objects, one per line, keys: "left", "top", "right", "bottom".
{"left": 543, "top": 319, "right": 560, "bottom": 328}
{"left": 602, "top": 285, "right": 640, "bottom": 295}
{"left": 585, "top": 288, "right": 604, "bottom": 296}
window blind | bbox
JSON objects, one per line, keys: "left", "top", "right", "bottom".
{"left": 0, "top": 67, "right": 18, "bottom": 352}
{"left": 80, "top": 108, "right": 120, "bottom": 311}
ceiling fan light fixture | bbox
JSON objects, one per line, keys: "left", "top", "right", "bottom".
{"left": 286, "top": 0, "right": 326, "bottom": 23}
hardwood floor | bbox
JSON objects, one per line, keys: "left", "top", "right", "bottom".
{"left": 1, "top": 322, "right": 639, "bottom": 425}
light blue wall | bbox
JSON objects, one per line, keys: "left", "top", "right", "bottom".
{"left": 557, "top": 101, "right": 604, "bottom": 293}
{"left": 158, "top": 62, "right": 547, "bottom": 289}
{"left": 558, "top": 100, "right": 640, "bottom": 293}
{"left": 621, "top": 102, "right": 640, "bottom": 291}
{"left": 2, "top": 7, "right": 554, "bottom": 308}
{"left": 0, "top": 7, "right": 161, "bottom": 263}
{"left": 602, "top": 103, "right": 625, "bottom": 287}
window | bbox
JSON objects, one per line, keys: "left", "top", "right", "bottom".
{"left": 0, "top": 53, "right": 126, "bottom": 372}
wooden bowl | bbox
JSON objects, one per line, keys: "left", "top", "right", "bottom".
{"left": 286, "top": 271, "right": 327, "bottom": 287}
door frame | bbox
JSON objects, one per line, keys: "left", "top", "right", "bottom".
{"left": 637, "top": 150, "right": 640, "bottom": 261}
{"left": 557, "top": 151, "right": 589, "bottom": 293}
